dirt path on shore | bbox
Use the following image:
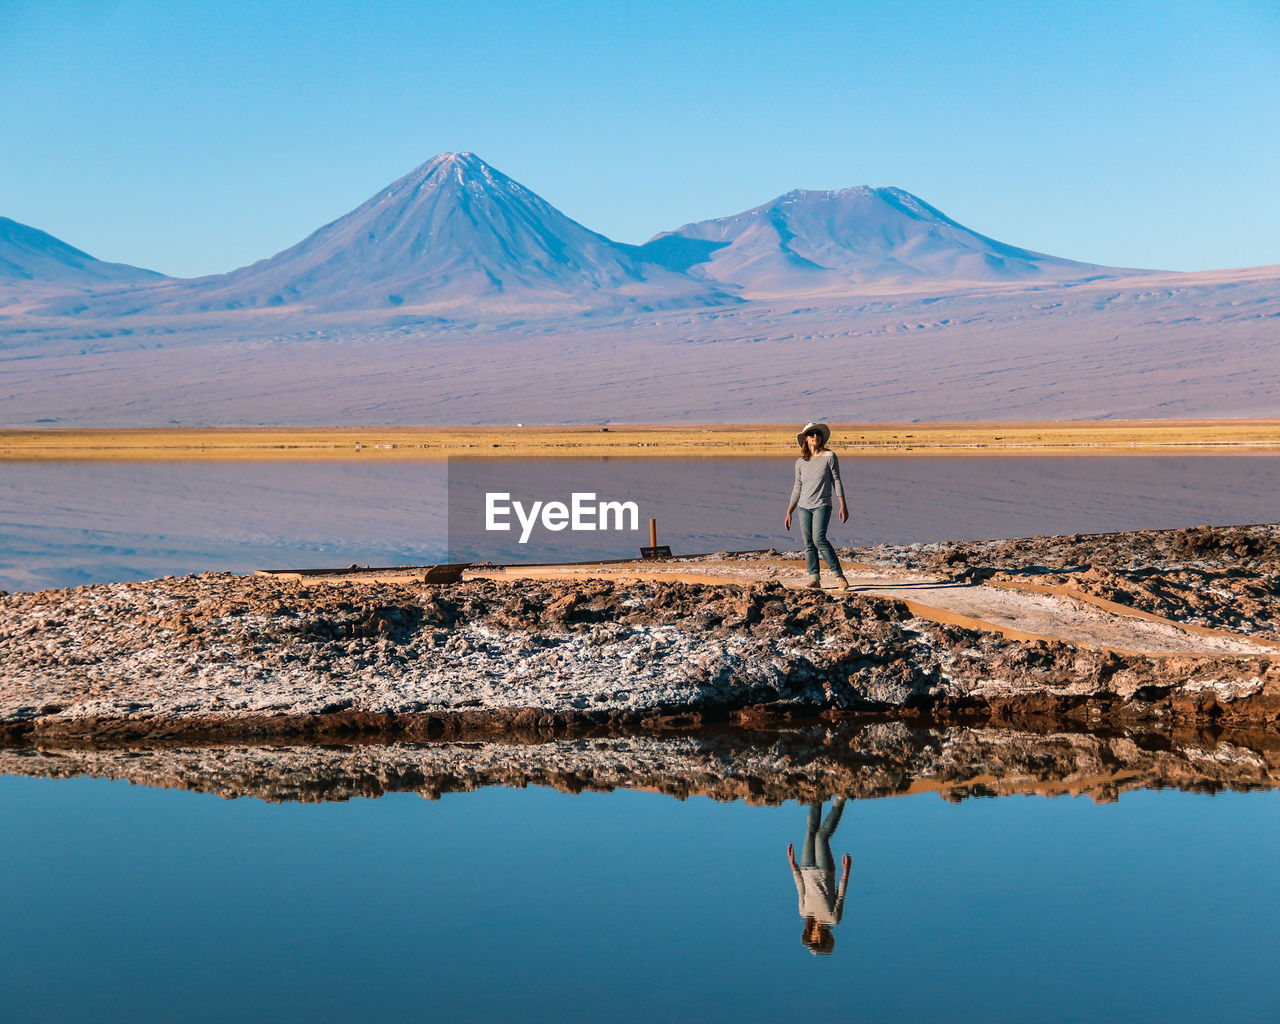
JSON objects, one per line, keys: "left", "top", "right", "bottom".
{"left": 471, "top": 559, "right": 1278, "bottom": 658}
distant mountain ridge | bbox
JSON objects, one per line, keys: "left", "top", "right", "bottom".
{"left": 3, "top": 157, "right": 1274, "bottom": 428}
{"left": 640, "top": 186, "right": 1128, "bottom": 297}
{"left": 9, "top": 153, "right": 1153, "bottom": 318}
{"left": 0, "top": 216, "right": 165, "bottom": 288}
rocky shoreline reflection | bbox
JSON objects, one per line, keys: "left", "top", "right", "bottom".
{"left": 5, "top": 720, "right": 1280, "bottom": 806}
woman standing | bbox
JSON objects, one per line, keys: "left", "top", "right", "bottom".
{"left": 787, "top": 798, "right": 852, "bottom": 955}
{"left": 784, "top": 422, "right": 849, "bottom": 589}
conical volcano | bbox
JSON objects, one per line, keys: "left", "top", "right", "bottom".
{"left": 121, "top": 152, "right": 727, "bottom": 315}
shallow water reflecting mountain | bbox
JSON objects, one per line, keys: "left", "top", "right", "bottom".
{"left": 4, "top": 722, "right": 1280, "bottom": 1023}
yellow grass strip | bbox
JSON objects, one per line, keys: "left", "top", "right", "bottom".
{"left": 2, "top": 420, "right": 1279, "bottom": 461}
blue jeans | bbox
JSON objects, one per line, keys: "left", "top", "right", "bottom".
{"left": 797, "top": 505, "right": 843, "bottom": 577}
{"left": 801, "top": 799, "right": 846, "bottom": 872}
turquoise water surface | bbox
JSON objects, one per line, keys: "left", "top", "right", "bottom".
{"left": 3, "top": 772, "right": 1278, "bottom": 1023}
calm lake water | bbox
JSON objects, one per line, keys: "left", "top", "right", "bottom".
{"left": 2, "top": 455, "right": 1278, "bottom": 590}
{"left": 5, "top": 456, "right": 1280, "bottom": 1020}
{"left": 3, "top": 770, "right": 1279, "bottom": 1023}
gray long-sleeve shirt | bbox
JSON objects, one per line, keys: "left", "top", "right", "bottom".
{"left": 792, "top": 863, "right": 851, "bottom": 926}
{"left": 788, "top": 450, "right": 846, "bottom": 510}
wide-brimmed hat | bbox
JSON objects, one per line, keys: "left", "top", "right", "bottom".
{"left": 796, "top": 422, "right": 831, "bottom": 447}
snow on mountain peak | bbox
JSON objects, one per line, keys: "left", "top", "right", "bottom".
{"left": 385, "top": 151, "right": 539, "bottom": 207}
{"left": 777, "top": 185, "right": 875, "bottom": 204}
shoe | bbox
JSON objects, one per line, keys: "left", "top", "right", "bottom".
{"left": 835, "top": 576, "right": 850, "bottom": 591}
{"left": 806, "top": 576, "right": 821, "bottom": 589}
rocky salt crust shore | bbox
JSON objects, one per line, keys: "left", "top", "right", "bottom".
{"left": 1, "top": 525, "right": 1277, "bottom": 744}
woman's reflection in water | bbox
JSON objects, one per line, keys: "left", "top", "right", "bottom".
{"left": 787, "top": 799, "right": 851, "bottom": 956}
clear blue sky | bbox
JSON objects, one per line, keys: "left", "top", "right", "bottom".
{"left": 3, "top": 0, "right": 1277, "bottom": 278}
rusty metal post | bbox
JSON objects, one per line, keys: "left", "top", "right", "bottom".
{"left": 641, "top": 518, "right": 670, "bottom": 559}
